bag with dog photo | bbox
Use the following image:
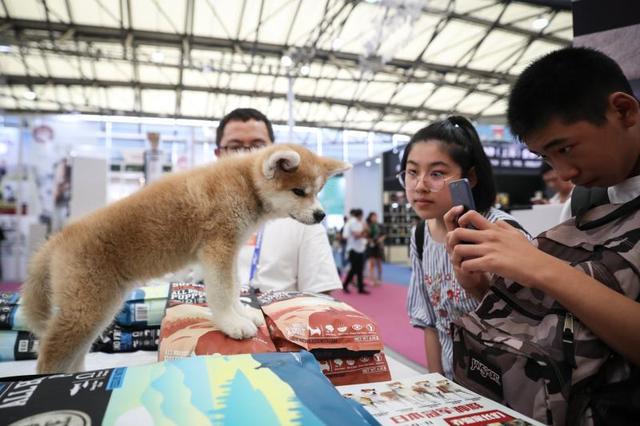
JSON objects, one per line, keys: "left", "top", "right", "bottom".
{"left": 158, "top": 282, "right": 276, "bottom": 361}
{"left": 258, "top": 290, "right": 391, "bottom": 385}
{"left": 257, "top": 290, "right": 384, "bottom": 355}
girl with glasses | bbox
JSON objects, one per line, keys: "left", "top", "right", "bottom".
{"left": 403, "top": 116, "right": 529, "bottom": 379}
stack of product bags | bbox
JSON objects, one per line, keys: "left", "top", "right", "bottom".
{"left": 159, "top": 282, "right": 391, "bottom": 386}
{"left": 0, "top": 291, "right": 37, "bottom": 361}
{"left": 91, "top": 283, "right": 169, "bottom": 353}
{"left": 0, "top": 283, "right": 170, "bottom": 361}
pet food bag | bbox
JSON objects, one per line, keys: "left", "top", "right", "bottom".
{"left": 0, "top": 330, "right": 38, "bottom": 361}
{"left": 258, "top": 291, "right": 390, "bottom": 385}
{"left": 0, "top": 351, "right": 374, "bottom": 426}
{"left": 158, "top": 282, "right": 276, "bottom": 361}
{"left": 0, "top": 291, "right": 19, "bottom": 305}
{"left": 258, "top": 291, "right": 384, "bottom": 355}
{"left": 114, "top": 283, "right": 170, "bottom": 328}
{"left": 0, "top": 291, "right": 28, "bottom": 331}
{"left": 92, "top": 323, "right": 161, "bottom": 353}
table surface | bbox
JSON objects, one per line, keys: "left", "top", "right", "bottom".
{"left": 0, "top": 346, "right": 427, "bottom": 381}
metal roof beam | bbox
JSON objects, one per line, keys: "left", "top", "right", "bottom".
{"left": 2, "top": 73, "right": 452, "bottom": 117}
{"left": 420, "top": 2, "right": 568, "bottom": 44}
{"left": 0, "top": 18, "right": 516, "bottom": 84}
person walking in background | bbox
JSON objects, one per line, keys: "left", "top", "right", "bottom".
{"left": 402, "top": 116, "right": 529, "bottom": 379}
{"left": 337, "top": 214, "right": 349, "bottom": 273}
{"left": 365, "top": 212, "right": 385, "bottom": 287}
{"left": 342, "top": 208, "right": 369, "bottom": 294}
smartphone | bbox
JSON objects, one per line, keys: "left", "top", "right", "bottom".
{"left": 448, "top": 178, "right": 476, "bottom": 229}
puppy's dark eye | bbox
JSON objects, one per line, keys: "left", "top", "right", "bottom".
{"left": 291, "top": 188, "right": 306, "bottom": 197}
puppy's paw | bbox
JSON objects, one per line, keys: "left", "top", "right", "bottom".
{"left": 214, "top": 314, "right": 258, "bottom": 340}
{"left": 241, "top": 305, "right": 266, "bottom": 327}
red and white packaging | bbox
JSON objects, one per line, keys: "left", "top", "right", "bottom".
{"left": 158, "top": 282, "right": 276, "bottom": 361}
{"left": 258, "top": 291, "right": 384, "bottom": 353}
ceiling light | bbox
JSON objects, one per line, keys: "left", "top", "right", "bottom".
{"left": 374, "top": 157, "right": 381, "bottom": 164}
{"left": 300, "top": 64, "right": 310, "bottom": 76}
{"left": 365, "top": 161, "right": 372, "bottom": 167}
{"left": 0, "top": 45, "right": 12, "bottom": 53}
{"left": 281, "top": 55, "right": 293, "bottom": 67}
{"left": 151, "top": 50, "right": 165, "bottom": 63}
{"left": 23, "top": 90, "right": 37, "bottom": 100}
{"left": 532, "top": 17, "right": 549, "bottom": 30}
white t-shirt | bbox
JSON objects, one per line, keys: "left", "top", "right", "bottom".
{"left": 608, "top": 174, "right": 640, "bottom": 204}
{"left": 236, "top": 217, "right": 342, "bottom": 293}
{"left": 343, "top": 217, "right": 366, "bottom": 253}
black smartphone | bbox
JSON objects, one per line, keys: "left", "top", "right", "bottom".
{"left": 448, "top": 178, "right": 476, "bottom": 229}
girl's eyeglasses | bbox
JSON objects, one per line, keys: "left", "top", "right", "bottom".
{"left": 396, "top": 170, "right": 458, "bottom": 192}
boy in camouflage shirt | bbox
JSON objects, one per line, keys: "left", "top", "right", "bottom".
{"left": 444, "top": 47, "right": 640, "bottom": 425}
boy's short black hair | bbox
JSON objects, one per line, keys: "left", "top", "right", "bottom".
{"left": 508, "top": 47, "right": 635, "bottom": 142}
{"left": 215, "top": 108, "right": 275, "bottom": 147}
{"left": 400, "top": 116, "right": 496, "bottom": 213}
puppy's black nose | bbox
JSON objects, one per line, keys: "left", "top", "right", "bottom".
{"left": 313, "top": 210, "right": 326, "bottom": 223}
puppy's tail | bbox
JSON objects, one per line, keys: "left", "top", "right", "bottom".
{"left": 21, "top": 241, "right": 54, "bottom": 337}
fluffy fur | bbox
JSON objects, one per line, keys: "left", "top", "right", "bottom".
{"left": 21, "top": 144, "right": 350, "bottom": 373}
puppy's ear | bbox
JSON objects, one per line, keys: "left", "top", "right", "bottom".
{"left": 263, "top": 149, "right": 301, "bottom": 179}
{"left": 323, "top": 158, "right": 352, "bottom": 177}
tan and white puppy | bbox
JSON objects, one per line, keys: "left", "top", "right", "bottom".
{"left": 21, "top": 143, "right": 350, "bottom": 373}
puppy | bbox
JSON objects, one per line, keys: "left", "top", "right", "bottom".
{"left": 21, "top": 144, "right": 350, "bottom": 373}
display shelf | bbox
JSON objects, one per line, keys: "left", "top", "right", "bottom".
{"left": 382, "top": 191, "right": 419, "bottom": 251}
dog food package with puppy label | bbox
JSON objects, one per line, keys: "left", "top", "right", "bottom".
{"left": 92, "top": 324, "right": 160, "bottom": 353}
{"left": 115, "top": 283, "right": 170, "bottom": 328}
{"left": 258, "top": 291, "right": 384, "bottom": 353}
{"left": 158, "top": 282, "right": 276, "bottom": 361}
{"left": 0, "top": 330, "right": 38, "bottom": 361}
{"left": 0, "top": 352, "right": 374, "bottom": 426}
{"left": 165, "top": 281, "right": 208, "bottom": 307}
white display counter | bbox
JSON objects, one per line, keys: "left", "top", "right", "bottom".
{"left": 510, "top": 203, "right": 566, "bottom": 237}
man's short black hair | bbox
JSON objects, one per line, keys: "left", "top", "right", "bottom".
{"left": 507, "top": 47, "right": 635, "bottom": 142}
{"left": 215, "top": 108, "right": 275, "bottom": 147}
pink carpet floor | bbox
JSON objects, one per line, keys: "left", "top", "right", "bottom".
{"left": 333, "top": 282, "right": 427, "bottom": 368}
{"left": 0, "top": 281, "right": 21, "bottom": 292}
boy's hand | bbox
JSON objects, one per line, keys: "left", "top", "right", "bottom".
{"left": 444, "top": 208, "right": 546, "bottom": 287}
{"left": 443, "top": 206, "right": 490, "bottom": 299}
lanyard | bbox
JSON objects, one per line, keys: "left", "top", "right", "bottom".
{"left": 248, "top": 227, "right": 265, "bottom": 291}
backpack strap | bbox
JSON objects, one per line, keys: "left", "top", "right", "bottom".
{"left": 571, "top": 186, "right": 609, "bottom": 218}
{"left": 575, "top": 194, "right": 640, "bottom": 231}
{"left": 415, "top": 219, "right": 426, "bottom": 261}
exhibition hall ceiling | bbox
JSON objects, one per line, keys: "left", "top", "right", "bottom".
{"left": 0, "top": 0, "right": 571, "bottom": 134}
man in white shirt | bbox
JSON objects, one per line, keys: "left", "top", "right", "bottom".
{"left": 540, "top": 163, "right": 575, "bottom": 222}
{"left": 215, "top": 108, "right": 342, "bottom": 294}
